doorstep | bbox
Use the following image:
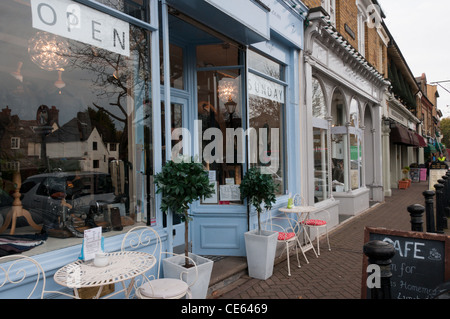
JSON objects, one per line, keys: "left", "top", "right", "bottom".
{"left": 206, "top": 256, "right": 248, "bottom": 299}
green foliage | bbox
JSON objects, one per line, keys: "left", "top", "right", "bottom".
{"left": 240, "top": 167, "right": 277, "bottom": 232}
{"left": 440, "top": 118, "right": 450, "bottom": 149}
{"left": 154, "top": 157, "right": 215, "bottom": 265}
{"left": 154, "top": 157, "right": 215, "bottom": 220}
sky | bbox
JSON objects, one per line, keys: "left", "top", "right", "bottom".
{"left": 377, "top": 0, "right": 450, "bottom": 118}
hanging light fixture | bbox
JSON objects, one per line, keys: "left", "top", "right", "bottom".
{"left": 54, "top": 70, "right": 66, "bottom": 94}
{"left": 28, "top": 31, "right": 69, "bottom": 71}
{"left": 218, "top": 77, "right": 238, "bottom": 115}
{"left": 10, "top": 61, "right": 23, "bottom": 82}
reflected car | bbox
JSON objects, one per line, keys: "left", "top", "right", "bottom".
{"left": 20, "top": 171, "right": 116, "bottom": 227}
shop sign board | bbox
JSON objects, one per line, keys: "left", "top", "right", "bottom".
{"left": 248, "top": 73, "right": 284, "bottom": 104}
{"left": 31, "top": 0, "right": 130, "bottom": 56}
{"left": 362, "top": 227, "right": 450, "bottom": 299}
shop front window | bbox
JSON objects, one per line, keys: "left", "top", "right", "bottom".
{"left": 248, "top": 50, "right": 286, "bottom": 195}
{"left": 93, "top": 0, "right": 150, "bottom": 21}
{"left": 0, "top": 1, "right": 153, "bottom": 245}
{"left": 196, "top": 43, "right": 244, "bottom": 205}
{"left": 312, "top": 78, "right": 329, "bottom": 202}
{"left": 331, "top": 90, "right": 348, "bottom": 192}
{"left": 349, "top": 98, "right": 363, "bottom": 190}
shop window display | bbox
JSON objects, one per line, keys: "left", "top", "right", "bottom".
{"left": 0, "top": 0, "right": 153, "bottom": 245}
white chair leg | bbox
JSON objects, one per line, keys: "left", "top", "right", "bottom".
{"left": 326, "top": 225, "right": 331, "bottom": 251}
{"left": 286, "top": 242, "right": 291, "bottom": 276}
{"left": 295, "top": 242, "right": 301, "bottom": 268}
{"left": 316, "top": 227, "right": 320, "bottom": 256}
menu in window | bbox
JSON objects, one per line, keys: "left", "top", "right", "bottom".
{"left": 82, "top": 227, "right": 102, "bottom": 261}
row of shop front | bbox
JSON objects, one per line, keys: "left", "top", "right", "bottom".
{"left": 0, "top": 0, "right": 432, "bottom": 297}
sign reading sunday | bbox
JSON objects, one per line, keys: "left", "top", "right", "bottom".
{"left": 31, "top": 0, "right": 130, "bottom": 57}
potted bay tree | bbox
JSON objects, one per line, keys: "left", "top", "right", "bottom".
{"left": 154, "top": 156, "right": 215, "bottom": 298}
{"left": 240, "top": 166, "right": 278, "bottom": 280}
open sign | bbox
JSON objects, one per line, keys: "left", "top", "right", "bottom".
{"left": 31, "top": 0, "right": 130, "bottom": 57}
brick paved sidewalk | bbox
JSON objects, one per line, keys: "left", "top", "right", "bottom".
{"left": 218, "top": 181, "right": 433, "bottom": 299}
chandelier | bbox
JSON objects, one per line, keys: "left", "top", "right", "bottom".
{"left": 218, "top": 77, "right": 238, "bottom": 115}
{"left": 28, "top": 31, "right": 70, "bottom": 71}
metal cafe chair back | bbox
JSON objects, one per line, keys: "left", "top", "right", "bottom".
{"left": 121, "top": 226, "right": 198, "bottom": 299}
{"left": 0, "top": 254, "right": 79, "bottom": 299}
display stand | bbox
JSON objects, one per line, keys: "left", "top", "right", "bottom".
{"left": 0, "top": 171, "right": 42, "bottom": 235}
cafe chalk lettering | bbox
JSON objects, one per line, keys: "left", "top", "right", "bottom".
{"left": 363, "top": 227, "right": 450, "bottom": 299}
{"left": 31, "top": 0, "right": 130, "bottom": 56}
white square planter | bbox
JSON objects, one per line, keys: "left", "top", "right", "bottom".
{"left": 244, "top": 229, "right": 278, "bottom": 280}
{"left": 162, "top": 252, "right": 213, "bottom": 299}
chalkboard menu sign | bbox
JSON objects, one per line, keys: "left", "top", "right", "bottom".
{"left": 362, "top": 227, "right": 450, "bottom": 299}
{"left": 410, "top": 168, "right": 420, "bottom": 183}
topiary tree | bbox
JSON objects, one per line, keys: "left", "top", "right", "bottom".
{"left": 154, "top": 157, "right": 215, "bottom": 267}
{"left": 240, "top": 167, "right": 277, "bottom": 234}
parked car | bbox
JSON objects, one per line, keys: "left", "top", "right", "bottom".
{"left": 20, "top": 171, "right": 116, "bottom": 231}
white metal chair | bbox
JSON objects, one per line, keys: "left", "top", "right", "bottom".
{"left": 302, "top": 210, "right": 331, "bottom": 255}
{"left": 0, "top": 254, "right": 80, "bottom": 299}
{"left": 265, "top": 210, "right": 309, "bottom": 276}
{"left": 120, "top": 225, "right": 198, "bottom": 299}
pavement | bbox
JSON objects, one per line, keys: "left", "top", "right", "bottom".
{"left": 206, "top": 180, "right": 450, "bottom": 299}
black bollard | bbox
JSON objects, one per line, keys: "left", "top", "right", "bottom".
{"left": 407, "top": 204, "right": 424, "bottom": 232}
{"left": 434, "top": 183, "right": 445, "bottom": 234}
{"left": 423, "top": 190, "right": 436, "bottom": 233}
{"left": 363, "top": 240, "right": 396, "bottom": 299}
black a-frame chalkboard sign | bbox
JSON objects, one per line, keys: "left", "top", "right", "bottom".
{"left": 362, "top": 227, "right": 450, "bottom": 299}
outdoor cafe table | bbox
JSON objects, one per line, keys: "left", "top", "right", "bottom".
{"left": 278, "top": 206, "right": 318, "bottom": 257}
{"left": 54, "top": 251, "right": 156, "bottom": 299}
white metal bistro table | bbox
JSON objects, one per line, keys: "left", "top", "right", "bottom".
{"left": 54, "top": 251, "right": 156, "bottom": 299}
{"left": 278, "top": 206, "right": 318, "bottom": 258}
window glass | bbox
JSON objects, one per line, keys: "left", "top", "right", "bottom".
{"left": 331, "top": 91, "right": 348, "bottom": 192}
{"left": 160, "top": 43, "right": 184, "bottom": 90}
{"left": 248, "top": 50, "right": 283, "bottom": 80}
{"left": 197, "top": 68, "right": 243, "bottom": 204}
{"left": 313, "top": 128, "right": 329, "bottom": 202}
{"left": 248, "top": 51, "right": 286, "bottom": 195}
{"left": 0, "top": 1, "right": 153, "bottom": 243}
{"left": 93, "top": 0, "right": 150, "bottom": 21}
{"left": 312, "top": 78, "right": 329, "bottom": 202}
{"left": 312, "top": 78, "right": 327, "bottom": 119}
{"left": 196, "top": 43, "right": 243, "bottom": 205}
{"left": 349, "top": 99, "right": 362, "bottom": 190}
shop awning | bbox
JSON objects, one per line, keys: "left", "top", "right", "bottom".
{"left": 166, "top": 0, "right": 270, "bottom": 45}
{"left": 390, "top": 124, "right": 419, "bottom": 147}
{"left": 415, "top": 133, "right": 427, "bottom": 148}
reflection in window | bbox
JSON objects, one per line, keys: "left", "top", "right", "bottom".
{"left": 313, "top": 128, "right": 329, "bottom": 202}
{"left": 0, "top": 1, "right": 153, "bottom": 241}
{"left": 311, "top": 78, "right": 329, "bottom": 202}
{"left": 197, "top": 43, "right": 243, "bottom": 205}
{"left": 349, "top": 99, "right": 363, "bottom": 190}
{"left": 93, "top": 0, "right": 150, "bottom": 21}
{"left": 331, "top": 91, "right": 348, "bottom": 192}
{"left": 312, "top": 78, "right": 327, "bottom": 119}
{"left": 160, "top": 43, "right": 184, "bottom": 90}
{"left": 248, "top": 50, "right": 286, "bottom": 195}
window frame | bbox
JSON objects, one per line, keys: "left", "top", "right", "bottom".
{"left": 247, "top": 49, "right": 288, "bottom": 195}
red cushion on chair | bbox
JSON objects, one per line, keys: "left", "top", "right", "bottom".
{"left": 304, "top": 219, "right": 326, "bottom": 226}
{"left": 278, "top": 232, "right": 295, "bottom": 240}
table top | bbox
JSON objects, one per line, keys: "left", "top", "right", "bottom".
{"left": 54, "top": 251, "right": 156, "bottom": 288}
{"left": 279, "top": 206, "right": 318, "bottom": 213}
